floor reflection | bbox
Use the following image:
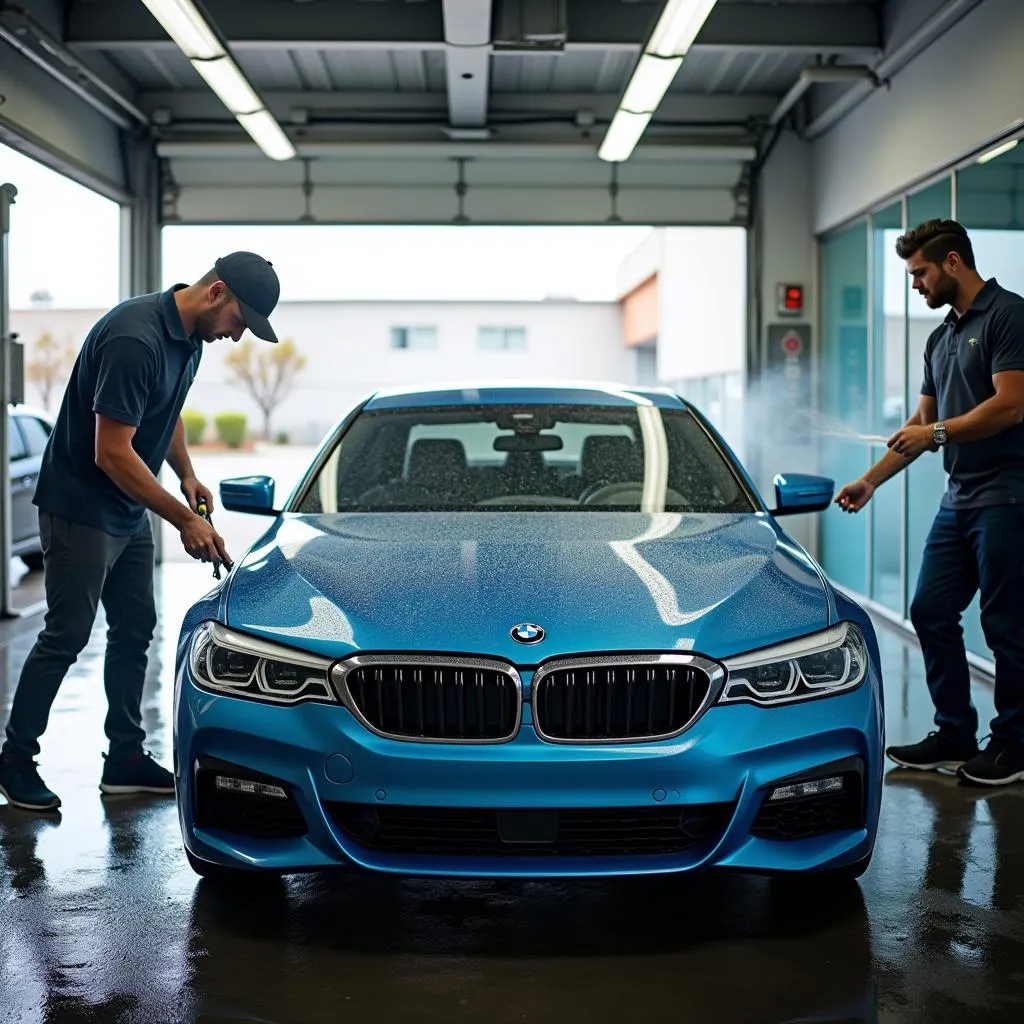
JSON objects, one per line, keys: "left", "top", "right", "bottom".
{"left": 0, "top": 567, "right": 1021, "bottom": 1023}
{"left": 185, "top": 872, "right": 876, "bottom": 1024}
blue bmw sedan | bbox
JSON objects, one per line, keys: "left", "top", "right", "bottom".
{"left": 173, "top": 383, "right": 884, "bottom": 883}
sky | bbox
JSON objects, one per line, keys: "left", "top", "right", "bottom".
{"left": 0, "top": 143, "right": 653, "bottom": 310}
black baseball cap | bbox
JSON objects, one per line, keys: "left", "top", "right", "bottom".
{"left": 214, "top": 251, "right": 280, "bottom": 343}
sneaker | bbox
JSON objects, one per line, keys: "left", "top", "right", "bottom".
{"left": 886, "top": 731, "right": 979, "bottom": 772}
{"left": 957, "top": 740, "right": 1024, "bottom": 787}
{"left": 100, "top": 751, "right": 175, "bottom": 795}
{"left": 0, "top": 756, "right": 61, "bottom": 811}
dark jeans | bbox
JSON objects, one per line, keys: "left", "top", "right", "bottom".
{"left": 2, "top": 511, "right": 157, "bottom": 761}
{"left": 910, "top": 504, "right": 1024, "bottom": 749}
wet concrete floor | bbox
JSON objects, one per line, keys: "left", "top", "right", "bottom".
{"left": 1, "top": 564, "right": 1023, "bottom": 1023}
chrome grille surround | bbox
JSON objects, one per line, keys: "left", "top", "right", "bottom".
{"left": 530, "top": 653, "right": 725, "bottom": 744}
{"left": 331, "top": 654, "right": 523, "bottom": 744}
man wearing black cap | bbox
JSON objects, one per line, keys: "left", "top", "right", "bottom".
{"left": 0, "top": 253, "right": 281, "bottom": 812}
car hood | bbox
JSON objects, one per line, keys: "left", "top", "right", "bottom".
{"left": 223, "top": 512, "right": 830, "bottom": 663}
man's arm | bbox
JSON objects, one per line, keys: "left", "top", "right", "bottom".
{"left": 943, "top": 371, "right": 1024, "bottom": 443}
{"left": 943, "top": 304, "right": 1024, "bottom": 442}
{"left": 95, "top": 415, "right": 228, "bottom": 563}
{"left": 867, "top": 396, "right": 937, "bottom": 485}
{"left": 836, "top": 396, "right": 937, "bottom": 512}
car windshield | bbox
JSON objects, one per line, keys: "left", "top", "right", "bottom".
{"left": 295, "top": 404, "right": 755, "bottom": 514}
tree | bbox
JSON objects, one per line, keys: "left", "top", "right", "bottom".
{"left": 223, "top": 336, "right": 307, "bottom": 440}
{"left": 25, "top": 332, "right": 76, "bottom": 411}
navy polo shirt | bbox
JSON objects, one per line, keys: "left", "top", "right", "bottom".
{"left": 34, "top": 286, "right": 203, "bottom": 535}
{"left": 920, "top": 278, "right": 1024, "bottom": 508}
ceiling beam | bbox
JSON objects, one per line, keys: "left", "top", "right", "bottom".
{"left": 443, "top": 0, "right": 492, "bottom": 129}
{"left": 66, "top": 0, "right": 446, "bottom": 49}
{"left": 155, "top": 140, "right": 758, "bottom": 162}
{"left": 66, "top": 1, "right": 882, "bottom": 56}
{"left": 137, "top": 89, "right": 777, "bottom": 126}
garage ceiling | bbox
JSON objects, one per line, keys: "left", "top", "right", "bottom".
{"left": 1, "top": 1, "right": 956, "bottom": 225}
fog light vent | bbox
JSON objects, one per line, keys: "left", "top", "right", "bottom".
{"left": 752, "top": 769, "right": 862, "bottom": 841}
{"left": 215, "top": 775, "right": 288, "bottom": 799}
{"left": 769, "top": 775, "right": 843, "bottom": 802}
{"left": 195, "top": 759, "right": 307, "bottom": 839}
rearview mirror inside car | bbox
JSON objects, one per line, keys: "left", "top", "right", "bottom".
{"left": 493, "top": 434, "right": 564, "bottom": 452}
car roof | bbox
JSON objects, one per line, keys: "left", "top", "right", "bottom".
{"left": 8, "top": 403, "right": 53, "bottom": 422}
{"left": 362, "top": 380, "right": 688, "bottom": 411}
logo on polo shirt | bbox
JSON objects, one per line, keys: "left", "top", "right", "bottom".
{"left": 968, "top": 337, "right": 979, "bottom": 346}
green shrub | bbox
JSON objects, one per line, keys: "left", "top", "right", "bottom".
{"left": 181, "top": 409, "right": 206, "bottom": 446}
{"left": 275, "top": 430, "right": 290, "bottom": 445}
{"left": 214, "top": 412, "right": 247, "bottom": 448}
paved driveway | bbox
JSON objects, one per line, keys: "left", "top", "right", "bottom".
{"left": 159, "top": 444, "right": 320, "bottom": 566}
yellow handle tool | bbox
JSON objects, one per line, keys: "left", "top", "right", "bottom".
{"left": 196, "top": 498, "right": 229, "bottom": 579}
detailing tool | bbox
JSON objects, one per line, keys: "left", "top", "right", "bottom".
{"left": 196, "top": 497, "right": 232, "bottom": 579}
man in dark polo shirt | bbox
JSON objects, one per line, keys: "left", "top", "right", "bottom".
{"left": 835, "top": 219, "right": 1024, "bottom": 786}
{"left": 0, "top": 252, "right": 281, "bottom": 812}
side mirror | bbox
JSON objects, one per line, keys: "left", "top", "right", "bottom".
{"left": 771, "top": 473, "right": 834, "bottom": 516}
{"left": 220, "top": 475, "right": 279, "bottom": 516}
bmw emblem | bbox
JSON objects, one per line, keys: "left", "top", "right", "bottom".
{"left": 511, "top": 622, "right": 545, "bottom": 645}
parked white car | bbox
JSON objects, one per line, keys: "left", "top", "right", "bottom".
{"left": 7, "top": 403, "right": 54, "bottom": 572}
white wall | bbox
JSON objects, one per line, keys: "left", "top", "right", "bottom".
{"left": 9, "top": 308, "right": 103, "bottom": 413}
{"left": 11, "top": 300, "right": 629, "bottom": 443}
{"left": 615, "top": 230, "right": 663, "bottom": 297}
{"left": 813, "top": 0, "right": 1024, "bottom": 232}
{"left": 656, "top": 227, "right": 747, "bottom": 381}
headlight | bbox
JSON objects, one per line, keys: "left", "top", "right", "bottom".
{"left": 719, "top": 622, "right": 868, "bottom": 706}
{"left": 188, "top": 622, "right": 336, "bottom": 705}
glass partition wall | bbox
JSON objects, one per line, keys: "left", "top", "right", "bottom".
{"left": 816, "top": 134, "right": 1024, "bottom": 670}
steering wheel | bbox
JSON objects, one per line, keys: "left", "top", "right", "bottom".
{"left": 580, "top": 481, "right": 690, "bottom": 507}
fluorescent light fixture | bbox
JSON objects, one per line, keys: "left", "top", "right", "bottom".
{"left": 977, "top": 138, "right": 1019, "bottom": 164}
{"left": 649, "top": 0, "right": 719, "bottom": 58}
{"left": 139, "top": 0, "right": 296, "bottom": 161}
{"left": 621, "top": 54, "right": 683, "bottom": 114}
{"left": 139, "top": 0, "right": 223, "bottom": 59}
{"left": 191, "top": 55, "right": 262, "bottom": 115}
{"left": 237, "top": 109, "right": 298, "bottom": 162}
{"left": 599, "top": 110, "right": 653, "bottom": 163}
{"left": 599, "top": 0, "right": 719, "bottom": 163}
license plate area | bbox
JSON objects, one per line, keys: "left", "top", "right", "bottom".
{"left": 496, "top": 809, "right": 559, "bottom": 844}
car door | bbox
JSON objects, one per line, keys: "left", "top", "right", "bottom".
{"left": 8, "top": 413, "right": 36, "bottom": 545}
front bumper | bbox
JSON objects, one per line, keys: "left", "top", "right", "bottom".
{"left": 173, "top": 660, "right": 883, "bottom": 878}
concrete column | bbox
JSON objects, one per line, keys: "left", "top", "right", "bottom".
{"left": 745, "top": 130, "right": 818, "bottom": 553}
{"left": 120, "top": 139, "right": 162, "bottom": 301}
{"left": 119, "top": 139, "right": 166, "bottom": 563}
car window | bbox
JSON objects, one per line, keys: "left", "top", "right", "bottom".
{"left": 297, "top": 404, "right": 754, "bottom": 514}
{"left": 8, "top": 417, "right": 28, "bottom": 460}
{"left": 18, "top": 416, "right": 51, "bottom": 457}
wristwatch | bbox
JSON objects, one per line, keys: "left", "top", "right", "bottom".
{"left": 932, "top": 421, "right": 948, "bottom": 446}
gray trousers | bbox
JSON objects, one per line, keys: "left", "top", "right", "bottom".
{"left": 2, "top": 511, "right": 157, "bottom": 761}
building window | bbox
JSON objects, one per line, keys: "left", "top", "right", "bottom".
{"left": 817, "top": 220, "right": 870, "bottom": 599}
{"left": 390, "top": 326, "right": 437, "bottom": 350}
{"left": 478, "top": 326, "right": 526, "bottom": 351}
